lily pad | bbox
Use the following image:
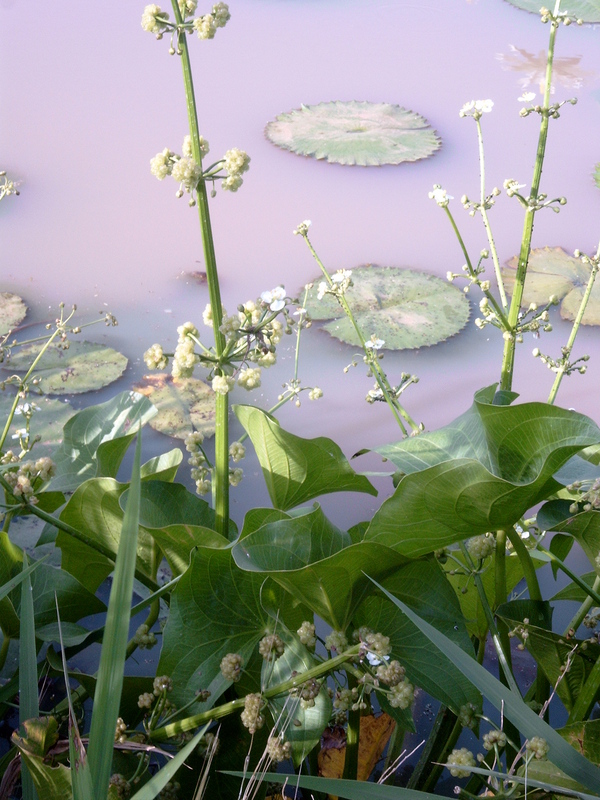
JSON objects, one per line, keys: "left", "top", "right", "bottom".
{"left": 502, "top": 246, "right": 600, "bottom": 325}
{"left": 504, "top": 0, "right": 600, "bottom": 22}
{"left": 303, "top": 265, "right": 470, "bottom": 350}
{"left": 265, "top": 101, "right": 441, "bottom": 167}
{"left": 0, "top": 391, "right": 74, "bottom": 457}
{"left": 4, "top": 340, "right": 128, "bottom": 394}
{"left": 0, "top": 292, "right": 27, "bottom": 336}
{"left": 132, "top": 373, "right": 215, "bottom": 439}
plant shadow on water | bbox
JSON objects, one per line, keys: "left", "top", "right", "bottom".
{"left": 2, "top": 1, "right": 600, "bottom": 799}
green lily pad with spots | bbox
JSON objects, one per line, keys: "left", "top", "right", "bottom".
{"left": 504, "top": 0, "right": 600, "bottom": 22}
{"left": 502, "top": 246, "right": 600, "bottom": 325}
{"left": 0, "top": 292, "right": 27, "bottom": 336}
{"left": 304, "top": 265, "right": 470, "bottom": 350}
{"left": 0, "top": 391, "right": 74, "bottom": 457}
{"left": 132, "top": 373, "right": 215, "bottom": 439}
{"left": 265, "top": 101, "right": 441, "bottom": 167}
{"left": 4, "top": 340, "right": 128, "bottom": 394}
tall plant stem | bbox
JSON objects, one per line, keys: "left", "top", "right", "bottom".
{"left": 342, "top": 674, "right": 360, "bottom": 781}
{"left": 172, "top": 2, "right": 229, "bottom": 535}
{"left": 547, "top": 241, "right": 600, "bottom": 404}
{"left": 565, "top": 575, "right": 600, "bottom": 634}
{"left": 500, "top": 0, "right": 561, "bottom": 391}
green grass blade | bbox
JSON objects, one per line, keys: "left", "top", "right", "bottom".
{"left": 367, "top": 576, "right": 600, "bottom": 794}
{"left": 87, "top": 435, "right": 143, "bottom": 800}
{"left": 129, "top": 724, "right": 209, "bottom": 800}
{"left": 55, "top": 597, "right": 95, "bottom": 800}
{"left": 0, "top": 555, "right": 47, "bottom": 602}
{"left": 225, "top": 772, "right": 442, "bottom": 799}
{"left": 19, "top": 553, "right": 39, "bottom": 800}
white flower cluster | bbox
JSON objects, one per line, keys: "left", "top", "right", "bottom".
{"left": 460, "top": 99, "right": 494, "bottom": 118}
{"left": 172, "top": 321, "right": 200, "bottom": 378}
{"left": 483, "top": 729, "right": 507, "bottom": 751}
{"left": 388, "top": 679, "right": 415, "bottom": 709}
{"left": 428, "top": 184, "right": 453, "bottom": 207}
{"left": 317, "top": 269, "right": 353, "bottom": 301}
{"left": 142, "top": 3, "right": 230, "bottom": 40}
{"left": 297, "top": 620, "right": 316, "bottom": 648}
{"left": 266, "top": 735, "right": 292, "bottom": 763}
{"left": 212, "top": 374, "right": 235, "bottom": 395}
{"left": 325, "top": 630, "right": 348, "bottom": 652}
{"left": 192, "top": 2, "right": 230, "bottom": 38}
{"left": 229, "top": 441, "right": 245, "bottom": 462}
{"left": 4, "top": 457, "right": 56, "bottom": 504}
{"left": 144, "top": 342, "right": 168, "bottom": 370}
{"left": 237, "top": 367, "right": 261, "bottom": 390}
{"left": 466, "top": 533, "right": 495, "bottom": 561}
{"left": 241, "top": 693, "right": 265, "bottom": 733}
{"left": 221, "top": 148, "right": 251, "bottom": 192}
{"left": 220, "top": 652, "right": 244, "bottom": 682}
{"left": 446, "top": 747, "right": 476, "bottom": 778}
{"left": 150, "top": 135, "right": 208, "bottom": 205}
{"left": 261, "top": 286, "right": 286, "bottom": 312}
{"left": 141, "top": 4, "right": 170, "bottom": 34}
{"left": 185, "top": 430, "right": 211, "bottom": 495}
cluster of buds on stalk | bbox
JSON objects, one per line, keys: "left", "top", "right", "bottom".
{"left": 539, "top": 6, "right": 583, "bottom": 26}
{"left": 141, "top": 2, "right": 231, "bottom": 53}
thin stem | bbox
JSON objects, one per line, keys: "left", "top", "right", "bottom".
{"left": 342, "top": 674, "right": 360, "bottom": 781}
{"left": 0, "top": 634, "right": 9, "bottom": 672}
{"left": 505, "top": 528, "right": 543, "bottom": 602}
{"left": 565, "top": 575, "right": 600, "bottom": 634}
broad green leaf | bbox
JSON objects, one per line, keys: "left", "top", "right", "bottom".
{"left": 132, "top": 373, "right": 215, "bottom": 439}
{"left": 550, "top": 532, "right": 574, "bottom": 578}
{"left": 240, "top": 507, "right": 291, "bottom": 538}
{"left": 12, "top": 718, "right": 72, "bottom": 800}
{"left": 0, "top": 291, "right": 26, "bottom": 335}
{"left": 504, "top": 0, "right": 600, "bottom": 23}
{"left": 266, "top": 100, "right": 441, "bottom": 166}
{"left": 551, "top": 571, "right": 598, "bottom": 602}
{"left": 366, "top": 386, "right": 600, "bottom": 556}
{"left": 35, "top": 622, "right": 93, "bottom": 646}
{"left": 0, "top": 555, "right": 47, "bottom": 603}
{"left": 6, "top": 340, "right": 127, "bottom": 395}
{"left": 368, "top": 576, "right": 600, "bottom": 794}
{"left": 304, "top": 266, "right": 470, "bottom": 350}
{"left": 502, "top": 246, "right": 600, "bottom": 325}
{"left": 354, "top": 560, "right": 480, "bottom": 714}
{"left": 157, "top": 545, "right": 291, "bottom": 708}
{"left": 232, "top": 504, "right": 406, "bottom": 629}
{"left": 561, "top": 719, "right": 600, "bottom": 763}
{"left": 538, "top": 500, "right": 600, "bottom": 576}
{"left": 57, "top": 478, "right": 155, "bottom": 593}
{"left": 234, "top": 404, "right": 377, "bottom": 511}
{"left": 50, "top": 391, "right": 156, "bottom": 492}
{"left": 0, "top": 391, "right": 74, "bottom": 459}
{"left": 140, "top": 448, "right": 182, "bottom": 481}
{"left": 87, "top": 436, "right": 142, "bottom": 800}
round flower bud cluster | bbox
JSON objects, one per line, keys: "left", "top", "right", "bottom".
{"left": 309, "top": 387, "right": 323, "bottom": 400}
{"left": 483, "top": 729, "right": 507, "bottom": 750}
{"left": 446, "top": 748, "right": 476, "bottom": 778}
{"left": 568, "top": 477, "right": 600, "bottom": 514}
{"left": 229, "top": 467, "right": 243, "bottom": 487}
{"left": 388, "top": 680, "right": 415, "bottom": 709}
{"left": 144, "top": 343, "right": 169, "bottom": 371}
{"left": 266, "top": 735, "right": 292, "bottom": 763}
{"left": 428, "top": 185, "right": 453, "bottom": 207}
{"left": 458, "top": 702, "right": 477, "bottom": 729}
{"left": 153, "top": 675, "right": 173, "bottom": 695}
{"left": 219, "top": 313, "right": 239, "bottom": 340}
{"left": 172, "top": 156, "right": 202, "bottom": 198}
{"left": 229, "top": 442, "right": 245, "bottom": 462}
{"left": 157, "top": 780, "right": 180, "bottom": 800}
{"left": 4, "top": 458, "right": 56, "bottom": 504}
{"left": 325, "top": 630, "right": 348, "bottom": 653}
{"left": 192, "top": 2, "right": 230, "bottom": 38}
{"left": 376, "top": 660, "right": 405, "bottom": 687}
{"left": 133, "top": 623, "right": 157, "bottom": 650}
{"left": 172, "top": 322, "right": 199, "bottom": 379}
{"left": 237, "top": 367, "right": 262, "bottom": 391}
{"left": 222, "top": 148, "right": 251, "bottom": 192}
{"left": 259, "top": 633, "right": 285, "bottom": 662}
{"left": 297, "top": 621, "right": 316, "bottom": 648}
{"left": 115, "top": 717, "right": 128, "bottom": 743}
{"left": 291, "top": 678, "right": 322, "bottom": 709}
{"left": 241, "top": 693, "right": 265, "bottom": 733}
{"left": 467, "top": 533, "right": 495, "bottom": 561}
{"left": 354, "top": 627, "right": 391, "bottom": 661}
{"left": 138, "top": 691, "right": 155, "bottom": 709}
{"left": 185, "top": 431, "right": 211, "bottom": 495}
{"left": 526, "top": 736, "right": 549, "bottom": 760}
{"left": 141, "top": 4, "right": 170, "bottom": 34}
{"left": 459, "top": 99, "right": 494, "bottom": 118}
{"left": 178, "top": 0, "right": 198, "bottom": 18}
{"left": 150, "top": 148, "right": 175, "bottom": 180}
{"left": 212, "top": 374, "right": 235, "bottom": 395}
{"left": 333, "top": 688, "right": 355, "bottom": 712}
{"left": 109, "top": 774, "right": 131, "bottom": 799}
{"left": 220, "top": 652, "right": 244, "bottom": 682}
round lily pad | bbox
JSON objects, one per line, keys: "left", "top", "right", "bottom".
{"left": 131, "top": 373, "right": 215, "bottom": 439}
{"left": 265, "top": 101, "right": 441, "bottom": 167}
{"left": 502, "top": 246, "right": 600, "bottom": 325}
{"left": 0, "top": 391, "right": 74, "bottom": 457}
{"left": 5, "top": 341, "right": 128, "bottom": 394}
{"left": 304, "top": 266, "right": 470, "bottom": 350}
{"left": 504, "top": 0, "right": 600, "bottom": 22}
{"left": 0, "top": 292, "right": 27, "bottom": 336}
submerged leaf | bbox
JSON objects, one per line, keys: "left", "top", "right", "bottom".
{"left": 504, "top": 0, "right": 600, "bottom": 23}
{"left": 304, "top": 265, "right": 469, "bottom": 350}
{"left": 0, "top": 292, "right": 27, "bottom": 335}
{"left": 502, "top": 246, "right": 600, "bottom": 325}
{"left": 5, "top": 340, "right": 128, "bottom": 394}
{"left": 266, "top": 101, "right": 440, "bottom": 166}
{"left": 132, "top": 373, "right": 215, "bottom": 439}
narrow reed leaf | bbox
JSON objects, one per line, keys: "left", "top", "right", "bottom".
{"left": 0, "top": 555, "right": 47, "bottom": 602}
{"left": 19, "top": 553, "right": 39, "bottom": 800}
{"left": 87, "top": 435, "right": 143, "bottom": 800}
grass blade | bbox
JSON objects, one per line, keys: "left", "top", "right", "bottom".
{"left": 19, "top": 553, "right": 39, "bottom": 800}
{"left": 0, "top": 555, "right": 47, "bottom": 603}
{"left": 87, "top": 435, "right": 143, "bottom": 800}
{"left": 367, "top": 575, "right": 600, "bottom": 794}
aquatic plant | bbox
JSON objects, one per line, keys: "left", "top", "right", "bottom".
{"left": 4, "top": 1, "right": 600, "bottom": 799}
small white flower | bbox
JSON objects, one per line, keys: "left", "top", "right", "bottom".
{"left": 12, "top": 428, "right": 26, "bottom": 440}
{"left": 293, "top": 220, "right": 311, "bottom": 236}
{"left": 331, "top": 269, "right": 351, "bottom": 284}
{"left": 475, "top": 99, "right": 494, "bottom": 113}
{"left": 460, "top": 101, "right": 475, "bottom": 115}
{"left": 261, "top": 286, "right": 286, "bottom": 312}
{"left": 428, "top": 185, "right": 453, "bottom": 207}
{"left": 365, "top": 337, "right": 385, "bottom": 350}
{"left": 518, "top": 91, "right": 536, "bottom": 102}
{"left": 366, "top": 652, "right": 389, "bottom": 667}
{"left": 317, "top": 281, "right": 328, "bottom": 300}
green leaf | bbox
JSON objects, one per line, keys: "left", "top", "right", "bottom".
{"left": 366, "top": 386, "right": 600, "bottom": 556}
{"left": 367, "top": 576, "right": 600, "bottom": 794}
{"left": 0, "top": 391, "right": 74, "bottom": 459}
{"left": 538, "top": 500, "right": 600, "bottom": 576}
{"left": 504, "top": 0, "right": 600, "bottom": 23}
{"left": 132, "top": 373, "right": 215, "bottom": 439}
{"left": 234, "top": 404, "right": 377, "bottom": 511}
{"left": 5, "top": 340, "right": 128, "bottom": 395}
{"left": 550, "top": 533, "right": 574, "bottom": 578}
{"left": 232, "top": 504, "right": 407, "bottom": 629}
{"left": 35, "top": 622, "right": 93, "bottom": 646}
{"left": 354, "top": 560, "right": 480, "bottom": 714}
{"left": 551, "top": 571, "right": 598, "bottom": 602}
{"left": 266, "top": 100, "right": 441, "bottom": 166}
{"left": 12, "top": 718, "right": 72, "bottom": 800}
{"left": 19, "top": 554, "right": 39, "bottom": 800}
{"left": 87, "top": 435, "right": 142, "bottom": 800}
{"left": 140, "top": 448, "right": 182, "bottom": 482}
{"left": 304, "top": 266, "right": 470, "bottom": 350}
{"left": 50, "top": 391, "right": 156, "bottom": 492}
{"left": 502, "top": 246, "right": 600, "bottom": 325}
{"left": 0, "top": 555, "right": 47, "bottom": 603}
{"left": 0, "top": 291, "right": 27, "bottom": 335}
{"left": 561, "top": 718, "right": 600, "bottom": 763}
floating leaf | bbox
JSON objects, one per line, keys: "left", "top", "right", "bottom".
{"left": 0, "top": 391, "right": 73, "bottom": 458}
{"left": 0, "top": 292, "right": 27, "bottom": 336}
{"left": 5, "top": 341, "right": 127, "bottom": 394}
{"left": 265, "top": 101, "right": 441, "bottom": 167}
{"left": 304, "top": 265, "right": 469, "bottom": 350}
{"left": 504, "top": 0, "right": 600, "bottom": 23}
{"left": 502, "top": 246, "right": 600, "bottom": 325}
{"left": 132, "top": 373, "right": 215, "bottom": 439}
